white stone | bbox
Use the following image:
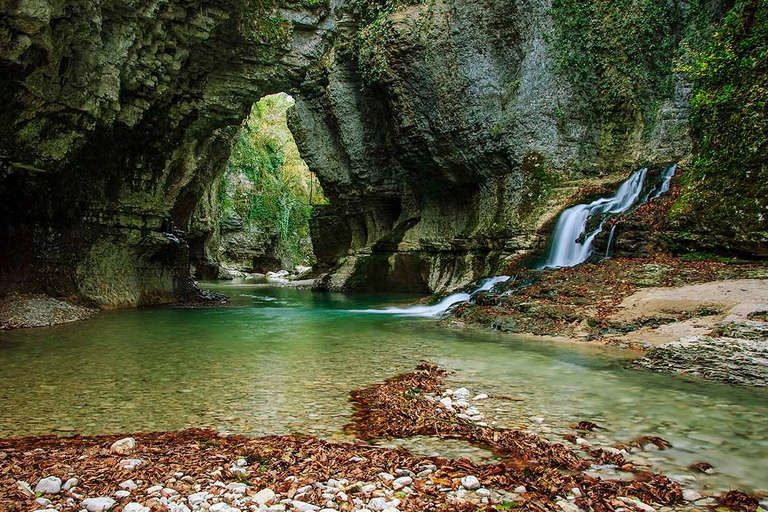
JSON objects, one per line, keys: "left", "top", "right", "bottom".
{"left": 119, "top": 459, "right": 144, "bottom": 469}
{"left": 439, "top": 397, "right": 453, "bottom": 409}
{"left": 35, "top": 497, "right": 52, "bottom": 507}
{"left": 82, "top": 497, "right": 117, "bottom": 512}
{"left": 361, "top": 484, "right": 376, "bottom": 493}
{"left": 122, "top": 503, "right": 151, "bottom": 512}
{"left": 147, "top": 485, "right": 163, "bottom": 494}
{"left": 226, "top": 482, "right": 248, "bottom": 493}
{"left": 392, "top": 477, "right": 412, "bottom": 490}
{"left": 188, "top": 492, "right": 208, "bottom": 506}
{"left": 110, "top": 437, "right": 136, "bottom": 455}
{"left": 367, "top": 498, "right": 388, "bottom": 511}
{"left": 253, "top": 488, "right": 276, "bottom": 506}
{"left": 33, "top": 509, "right": 57, "bottom": 512}
{"left": 291, "top": 500, "right": 319, "bottom": 511}
{"left": 473, "top": 394, "right": 489, "bottom": 400}
{"left": 377, "top": 472, "right": 394, "bottom": 483}
{"left": 460, "top": 476, "right": 480, "bottom": 490}
{"left": 556, "top": 499, "right": 580, "bottom": 512}
{"left": 476, "top": 488, "right": 491, "bottom": 497}
{"left": 63, "top": 477, "right": 79, "bottom": 490}
{"left": 682, "top": 490, "right": 703, "bottom": 502}
{"left": 453, "top": 387, "right": 471, "bottom": 399}
{"left": 114, "top": 490, "right": 131, "bottom": 498}
{"left": 119, "top": 480, "right": 138, "bottom": 491}
{"left": 36, "top": 476, "right": 62, "bottom": 495}
{"left": 514, "top": 486, "right": 527, "bottom": 494}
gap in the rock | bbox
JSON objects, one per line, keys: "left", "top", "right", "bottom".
{"left": 189, "top": 93, "right": 327, "bottom": 282}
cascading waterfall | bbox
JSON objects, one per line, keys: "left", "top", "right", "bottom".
{"left": 350, "top": 276, "right": 510, "bottom": 317}
{"left": 540, "top": 167, "right": 649, "bottom": 269}
{"left": 353, "top": 164, "right": 676, "bottom": 317}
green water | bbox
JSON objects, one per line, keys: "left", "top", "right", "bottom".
{"left": 1, "top": 283, "right": 767, "bottom": 494}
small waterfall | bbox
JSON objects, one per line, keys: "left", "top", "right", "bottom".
{"left": 541, "top": 168, "right": 648, "bottom": 269}
{"left": 648, "top": 163, "right": 677, "bottom": 200}
{"left": 351, "top": 276, "right": 510, "bottom": 318}
{"left": 604, "top": 224, "right": 618, "bottom": 259}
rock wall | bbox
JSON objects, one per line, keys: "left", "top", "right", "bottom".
{"left": 0, "top": 0, "right": 745, "bottom": 304}
{"left": 0, "top": 0, "right": 337, "bottom": 306}
{"left": 289, "top": 0, "right": 697, "bottom": 292}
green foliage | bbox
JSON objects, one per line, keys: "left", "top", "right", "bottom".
{"left": 672, "top": 0, "right": 768, "bottom": 234}
{"left": 549, "top": 0, "right": 681, "bottom": 126}
{"left": 218, "top": 94, "right": 325, "bottom": 265}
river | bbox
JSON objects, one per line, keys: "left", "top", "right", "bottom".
{"left": 0, "top": 282, "right": 766, "bottom": 494}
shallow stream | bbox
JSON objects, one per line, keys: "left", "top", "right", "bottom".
{"left": 1, "top": 283, "right": 766, "bottom": 494}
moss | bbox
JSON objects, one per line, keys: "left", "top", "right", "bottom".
{"left": 671, "top": 0, "right": 768, "bottom": 239}
{"left": 548, "top": 0, "right": 683, "bottom": 153}
{"left": 517, "top": 151, "right": 559, "bottom": 222}
{"left": 347, "top": 0, "right": 425, "bottom": 84}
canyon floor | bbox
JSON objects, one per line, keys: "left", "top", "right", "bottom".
{"left": 4, "top": 364, "right": 763, "bottom": 512}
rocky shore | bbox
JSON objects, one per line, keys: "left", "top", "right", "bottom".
{"left": 448, "top": 256, "right": 768, "bottom": 388}
{"left": 0, "top": 294, "right": 97, "bottom": 330}
{"left": 2, "top": 364, "right": 764, "bottom": 512}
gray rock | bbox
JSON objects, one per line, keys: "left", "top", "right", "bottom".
{"left": 35, "top": 476, "right": 62, "bottom": 495}
{"left": 635, "top": 335, "right": 768, "bottom": 387}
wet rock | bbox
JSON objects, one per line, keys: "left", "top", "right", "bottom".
{"left": 682, "top": 490, "right": 703, "bottom": 502}
{"left": 110, "top": 437, "right": 136, "bottom": 455}
{"left": 635, "top": 335, "right": 768, "bottom": 387}
{"left": 618, "top": 497, "right": 656, "bottom": 512}
{"left": 35, "top": 476, "right": 62, "bottom": 494}
{"left": 453, "top": 388, "right": 471, "bottom": 399}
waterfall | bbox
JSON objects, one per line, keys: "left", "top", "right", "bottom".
{"left": 540, "top": 167, "right": 649, "bottom": 269}
{"left": 648, "top": 163, "right": 677, "bottom": 200}
{"left": 540, "top": 164, "right": 677, "bottom": 269}
{"left": 604, "top": 224, "right": 618, "bottom": 259}
{"left": 350, "top": 276, "right": 510, "bottom": 318}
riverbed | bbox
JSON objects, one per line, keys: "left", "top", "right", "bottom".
{"left": 0, "top": 282, "right": 766, "bottom": 494}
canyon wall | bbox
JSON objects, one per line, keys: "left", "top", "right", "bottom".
{"left": 0, "top": 0, "right": 337, "bottom": 306}
{"left": 1, "top": 0, "right": 760, "bottom": 304}
{"left": 289, "top": 0, "right": 696, "bottom": 292}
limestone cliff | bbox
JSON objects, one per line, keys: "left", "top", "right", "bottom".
{"left": 0, "top": 0, "right": 757, "bottom": 305}
{"left": 289, "top": 0, "right": 697, "bottom": 292}
{"left": 0, "top": 0, "right": 337, "bottom": 306}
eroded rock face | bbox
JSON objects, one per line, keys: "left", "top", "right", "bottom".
{"left": 289, "top": 0, "right": 694, "bottom": 292}
{"left": 0, "top": 0, "right": 721, "bottom": 302}
{"left": 0, "top": 0, "right": 337, "bottom": 306}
